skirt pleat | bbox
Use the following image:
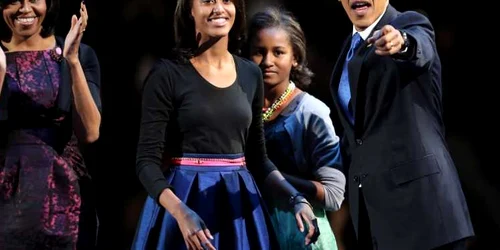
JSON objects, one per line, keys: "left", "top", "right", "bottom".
{"left": 132, "top": 154, "right": 278, "bottom": 250}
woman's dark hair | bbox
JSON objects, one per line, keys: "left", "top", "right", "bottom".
{"left": 247, "top": 7, "right": 314, "bottom": 89}
{"left": 173, "top": 0, "right": 246, "bottom": 63}
{"left": 0, "top": 0, "right": 60, "bottom": 41}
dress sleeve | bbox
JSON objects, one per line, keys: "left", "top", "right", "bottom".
{"left": 136, "top": 60, "right": 174, "bottom": 201}
{"left": 244, "top": 67, "right": 277, "bottom": 182}
{"left": 79, "top": 45, "right": 102, "bottom": 113}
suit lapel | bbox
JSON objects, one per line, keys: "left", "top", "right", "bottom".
{"left": 347, "top": 42, "right": 370, "bottom": 116}
{"left": 373, "top": 5, "right": 399, "bottom": 33}
{"left": 346, "top": 5, "right": 399, "bottom": 132}
{"left": 330, "top": 37, "right": 353, "bottom": 126}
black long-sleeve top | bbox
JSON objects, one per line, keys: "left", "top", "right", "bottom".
{"left": 136, "top": 55, "right": 277, "bottom": 200}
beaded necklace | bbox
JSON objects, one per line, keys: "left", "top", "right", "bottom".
{"left": 262, "top": 81, "right": 296, "bottom": 122}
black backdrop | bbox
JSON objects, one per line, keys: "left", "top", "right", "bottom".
{"left": 53, "top": 1, "right": 497, "bottom": 249}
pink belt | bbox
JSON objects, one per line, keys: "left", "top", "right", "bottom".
{"left": 170, "top": 157, "right": 246, "bottom": 167}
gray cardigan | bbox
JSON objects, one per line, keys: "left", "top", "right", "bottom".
{"left": 279, "top": 92, "right": 346, "bottom": 211}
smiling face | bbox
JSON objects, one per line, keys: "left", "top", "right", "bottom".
{"left": 339, "top": 0, "right": 387, "bottom": 31}
{"left": 191, "top": 0, "right": 236, "bottom": 40}
{"left": 2, "top": 0, "right": 46, "bottom": 39}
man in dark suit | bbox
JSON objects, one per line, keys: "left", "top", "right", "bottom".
{"left": 329, "top": 1, "right": 475, "bottom": 249}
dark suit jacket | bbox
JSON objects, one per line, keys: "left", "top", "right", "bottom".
{"left": 329, "top": 5, "right": 474, "bottom": 250}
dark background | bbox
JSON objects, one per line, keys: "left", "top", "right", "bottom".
{"left": 56, "top": 0, "right": 496, "bottom": 249}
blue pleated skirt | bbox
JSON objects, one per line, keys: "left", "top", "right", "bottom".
{"left": 132, "top": 153, "right": 278, "bottom": 250}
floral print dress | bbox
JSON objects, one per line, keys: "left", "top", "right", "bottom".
{"left": 0, "top": 48, "right": 85, "bottom": 249}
